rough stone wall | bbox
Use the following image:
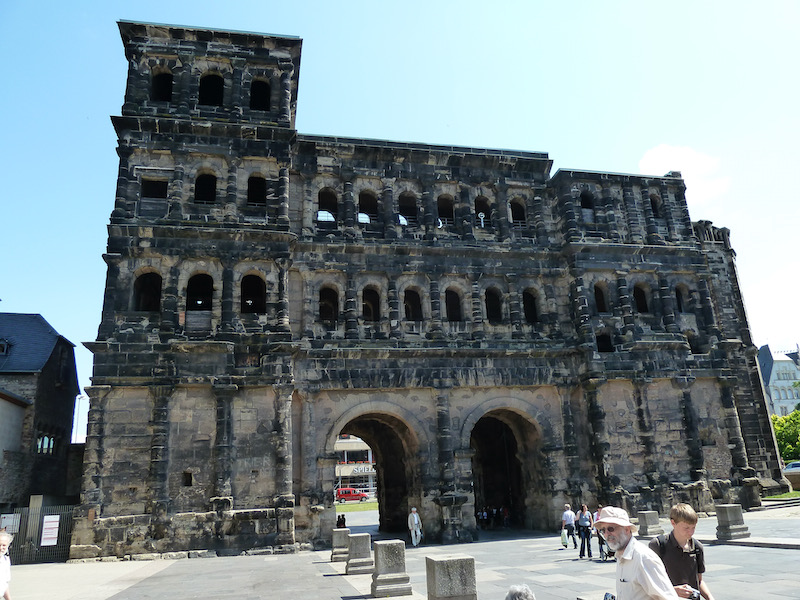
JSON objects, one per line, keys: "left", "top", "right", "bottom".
{"left": 71, "top": 21, "right": 787, "bottom": 558}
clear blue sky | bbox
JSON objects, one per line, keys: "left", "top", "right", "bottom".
{"left": 2, "top": 1, "right": 798, "bottom": 442}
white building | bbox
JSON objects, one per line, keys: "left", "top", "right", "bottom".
{"left": 334, "top": 435, "right": 376, "bottom": 494}
{"left": 758, "top": 345, "right": 800, "bottom": 416}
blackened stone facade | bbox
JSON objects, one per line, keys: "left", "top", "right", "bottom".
{"left": 70, "top": 21, "right": 788, "bottom": 558}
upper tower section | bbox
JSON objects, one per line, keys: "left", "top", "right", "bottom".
{"left": 117, "top": 21, "right": 302, "bottom": 129}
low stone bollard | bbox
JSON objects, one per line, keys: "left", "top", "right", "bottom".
{"left": 371, "top": 539, "right": 412, "bottom": 597}
{"left": 715, "top": 503, "right": 750, "bottom": 540}
{"left": 346, "top": 532, "right": 375, "bottom": 575}
{"left": 425, "top": 554, "right": 477, "bottom": 600}
{"left": 331, "top": 527, "right": 350, "bottom": 562}
{"left": 637, "top": 511, "right": 664, "bottom": 538}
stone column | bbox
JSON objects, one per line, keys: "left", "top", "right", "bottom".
{"left": 659, "top": 180, "right": 679, "bottom": 242}
{"left": 571, "top": 276, "right": 594, "bottom": 348}
{"left": 560, "top": 186, "right": 580, "bottom": 241}
{"left": 623, "top": 183, "right": 645, "bottom": 243}
{"left": 697, "top": 278, "right": 720, "bottom": 343}
{"left": 98, "top": 254, "right": 122, "bottom": 339}
{"left": 616, "top": 272, "right": 635, "bottom": 340}
{"left": 78, "top": 385, "right": 111, "bottom": 509}
{"left": 584, "top": 379, "right": 611, "bottom": 500}
{"left": 632, "top": 378, "right": 658, "bottom": 487}
{"left": 495, "top": 181, "right": 510, "bottom": 241}
{"left": 276, "top": 258, "right": 292, "bottom": 334}
{"left": 601, "top": 183, "right": 620, "bottom": 242}
{"left": 230, "top": 58, "right": 244, "bottom": 117}
{"left": 160, "top": 263, "right": 181, "bottom": 337}
{"left": 469, "top": 280, "right": 484, "bottom": 340}
{"left": 388, "top": 278, "right": 401, "bottom": 339}
{"left": 168, "top": 159, "right": 185, "bottom": 219}
{"left": 343, "top": 180, "right": 356, "bottom": 232}
{"left": 558, "top": 386, "right": 581, "bottom": 497}
{"left": 508, "top": 278, "right": 523, "bottom": 339}
{"left": 641, "top": 182, "right": 661, "bottom": 244}
{"left": 674, "top": 181, "right": 695, "bottom": 242}
{"left": 224, "top": 158, "right": 239, "bottom": 221}
{"left": 371, "top": 540, "right": 412, "bottom": 597}
{"left": 458, "top": 186, "right": 474, "bottom": 240}
{"left": 673, "top": 376, "right": 705, "bottom": 481}
{"left": 659, "top": 275, "right": 678, "bottom": 333}
{"left": 220, "top": 261, "right": 235, "bottom": 332}
{"left": 382, "top": 183, "right": 397, "bottom": 240}
{"left": 176, "top": 54, "right": 192, "bottom": 113}
{"left": 532, "top": 195, "right": 548, "bottom": 246}
{"left": 277, "top": 166, "right": 290, "bottom": 229}
{"left": 718, "top": 377, "right": 752, "bottom": 479}
{"left": 422, "top": 185, "right": 436, "bottom": 240}
{"left": 273, "top": 384, "right": 296, "bottom": 545}
{"left": 212, "top": 384, "right": 237, "bottom": 505}
{"left": 428, "top": 278, "right": 443, "bottom": 338}
{"left": 280, "top": 69, "right": 292, "bottom": 124}
{"left": 148, "top": 384, "right": 174, "bottom": 518}
{"left": 345, "top": 274, "right": 359, "bottom": 340}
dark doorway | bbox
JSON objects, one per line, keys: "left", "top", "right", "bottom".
{"left": 470, "top": 414, "right": 526, "bottom": 529}
{"left": 341, "top": 414, "right": 414, "bottom": 534}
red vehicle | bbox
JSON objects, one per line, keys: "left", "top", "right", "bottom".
{"left": 336, "top": 487, "right": 369, "bottom": 503}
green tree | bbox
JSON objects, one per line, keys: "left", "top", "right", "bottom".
{"left": 771, "top": 411, "right": 800, "bottom": 462}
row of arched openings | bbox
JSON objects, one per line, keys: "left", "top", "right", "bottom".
{"left": 579, "top": 189, "right": 666, "bottom": 223}
{"left": 594, "top": 282, "right": 693, "bottom": 314}
{"left": 134, "top": 273, "right": 268, "bottom": 314}
{"left": 144, "top": 173, "right": 274, "bottom": 205}
{"left": 151, "top": 71, "right": 272, "bottom": 111}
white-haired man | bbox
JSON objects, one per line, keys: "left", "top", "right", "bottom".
{"left": 594, "top": 507, "right": 678, "bottom": 600}
{"left": 407, "top": 507, "right": 423, "bottom": 547}
{"left": 0, "top": 531, "right": 12, "bottom": 600}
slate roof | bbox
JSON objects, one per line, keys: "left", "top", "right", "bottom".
{"left": 0, "top": 313, "right": 74, "bottom": 373}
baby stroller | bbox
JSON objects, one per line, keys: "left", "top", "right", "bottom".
{"left": 597, "top": 530, "right": 611, "bottom": 561}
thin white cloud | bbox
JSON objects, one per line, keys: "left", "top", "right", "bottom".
{"left": 638, "top": 144, "right": 730, "bottom": 209}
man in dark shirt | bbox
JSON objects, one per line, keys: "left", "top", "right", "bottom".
{"left": 649, "top": 503, "right": 715, "bottom": 600}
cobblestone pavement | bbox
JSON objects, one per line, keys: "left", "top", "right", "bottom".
{"left": 11, "top": 505, "right": 800, "bottom": 600}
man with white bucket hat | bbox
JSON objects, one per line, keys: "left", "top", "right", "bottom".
{"left": 594, "top": 506, "right": 678, "bottom": 600}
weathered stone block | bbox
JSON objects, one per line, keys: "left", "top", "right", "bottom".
{"left": 715, "top": 503, "right": 750, "bottom": 540}
{"left": 346, "top": 533, "right": 374, "bottom": 575}
{"left": 331, "top": 527, "right": 350, "bottom": 562}
{"left": 636, "top": 511, "right": 664, "bottom": 538}
{"left": 425, "top": 554, "right": 476, "bottom": 600}
{"left": 371, "top": 540, "right": 412, "bottom": 597}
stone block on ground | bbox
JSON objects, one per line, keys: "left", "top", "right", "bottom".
{"left": 425, "top": 554, "right": 476, "bottom": 600}
{"left": 346, "top": 532, "right": 374, "bottom": 575}
{"left": 637, "top": 510, "right": 664, "bottom": 538}
{"left": 332, "top": 527, "right": 350, "bottom": 562}
{"left": 371, "top": 539, "right": 412, "bottom": 597}
{"left": 715, "top": 503, "right": 750, "bottom": 540}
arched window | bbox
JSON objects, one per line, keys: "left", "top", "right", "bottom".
{"left": 195, "top": 174, "right": 217, "bottom": 204}
{"left": 319, "top": 287, "right": 339, "bottom": 326}
{"left": 199, "top": 73, "right": 224, "bottom": 106}
{"left": 594, "top": 283, "right": 609, "bottom": 313}
{"left": 633, "top": 284, "right": 649, "bottom": 313}
{"left": 317, "top": 189, "right": 338, "bottom": 227}
{"left": 437, "top": 195, "right": 454, "bottom": 227}
{"left": 404, "top": 289, "right": 423, "bottom": 321}
{"left": 151, "top": 72, "right": 173, "bottom": 102}
{"left": 596, "top": 332, "right": 614, "bottom": 352}
{"left": 445, "top": 288, "right": 462, "bottom": 322}
{"left": 475, "top": 196, "right": 492, "bottom": 228}
{"left": 247, "top": 176, "right": 267, "bottom": 206}
{"left": 133, "top": 272, "right": 162, "bottom": 312}
{"left": 358, "top": 191, "right": 379, "bottom": 224}
{"left": 510, "top": 199, "right": 526, "bottom": 227}
{"left": 580, "top": 190, "right": 595, "bottom": 223}
{"left": 249, "top": 79, "right": 270, "bottom": 111}
{"left": 675, "top": 285, "right": 690, "bottom": 313}
{"left": 522, "top": 290, "right": 539, "bottom": 324}
{"left": 241, "top": 275, "right": 266, "bottom": 314}
{"left": 187, "top": 274, "right": 213, "bottom": 310}
{"left": 363, "top": 287, "right": 381, "bottom": 322}
{"left": 398, "top": 193, "right": 418, "bottom": 227}
{"left": 485, "top": 288, "right": 503, "bottom": 324}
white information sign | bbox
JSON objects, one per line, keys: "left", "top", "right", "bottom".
{"left": 40, "top": 515, "right": 60, "bottom": 546}
{"left": 0, "top": 513, "right": 20, "bottom": 534}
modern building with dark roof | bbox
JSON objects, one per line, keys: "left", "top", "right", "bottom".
{"left": 0, "top": 313, "right": 80, "bottom": 509}
{"left": 70, "top": 21, "right": 787, "bottom": 558}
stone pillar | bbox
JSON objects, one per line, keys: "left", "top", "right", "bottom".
{"left": 220, "top": 261, "right": 235, "bottom": 332}
{"left": 77, "top": 385, "right": 111, "bottom": 510}
{"left": 371, "top": 540, "right": 412, "bottom": 597}
{"left": 571, "top": 276, "right": 594, "bottom": 347}
{"left": 428, "top": 279, "right": 443, "bottom": 338}
{"left": 718, "top": 378, "right": 751, "bottom": 478}
{"left": 277, "top": 166, "right": 290, "bottom": 229}
{"left": 641, "top": 183, "right": 661, "bottom": 244}
{"left": 561, "top": 186, "right": 580, "bottom": 241}
{"left": 98, "top": 254, "right": 122, "bottom": 339}
{"left": 532, "top": 195, "right": 548, "bottom": 246}
{"left": 616, "top": 272, "right": 635, "bottom": 339}
{"left": 388, "top": 278, "right": 401, "bottom": 339}
{"left": 168, "top": 160, "right": 185, "bottom": 219}
{"left": 224, "top": 158, "right": 239, "bottom": 221}
{"left": 601, "top": 183, "right": 620, "bottom": 242}
{"left": 715, "top": 504, "right": 750, "bottom": 540}
{"left": 458, "top": 186, "right": 474, "bottom": 240}
{"left": 674, "top": 180, "right": 695, "bottom": 242}
{"left": 632, "top": 378, "right": 658, "bottom": 489}
{"left": 331, "top": 527, "right": 350, "bottom": 562}
{"left": 382, "top": 183, "right": 397, "bottom": 239}
{"left": 623, "top": 183, "right": 645, "bottom": 243}
{"left": 659, "top": 275, "right": 678, "bottom": 333}
{"left": 659, "top": 180, "right": 679, "bottom": 242}
{"left": 422, "top": 186, "right": 436, "bottom": 240}
{"left": 212, "top": 384, "right": 237, "bottom": 502}
{"left": 495, "top": 182, "right": 510, "bottom": 241}
{"left": 276, "top": 258, "right": 291, "bottom": 334}
{"left": 425, "top": 555, "right": 477, "bottom": 600}
{"left": 230, "top": 59, "right": 244, "bottom": 117}
{"left": 636, "top": 511, "right": 664, "bottom": 538}
{"left": 345, "top": 274, "right": 360, "bottom": 340}
{"left": 280, "top": 69, "right": 292, "bottom": 124}
{"left": 508, "top": 278, "right": 523, "bottom": 339}
{"left": 343, "top": 180, "right": 356, "bottom": 232}
{"left": 673, "top": 376, "right": 705, "bottom": 481}
{"left": 584, "top": 379, "right": 611, "bottom": 499}
{"left": 469, "top": 280, "right": 484, "bottom": 340}
{"left": 697, "top": 278, "right": 720, "bottom": 342}
{"left": 160, "top": 263, "right": 181, "bottom": 337}
{"left": 148, "top": 384, "right": 174, "bottom": 517}
{"left": 273, "top": 384, "right": 295, "bottom": 545}
{"left": 346, "top": 533, "right": 374, "bottom": 575}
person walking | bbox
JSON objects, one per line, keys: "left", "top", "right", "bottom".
{"left": 577, "top": 503, "right": 594, "bottom": 559}
{"left": 594, "top": 506, "right": 677, "bottom": 600}
{"left": 0, "top": 531, "right": 12, "bottom": 600}
{"left": 593, "top": 503, "right": 606, "bottom": 558}
{"left": 407, "top": 507, "right": 423, "bottom": 547}
{"left": 561, "top": 504, "right": 577, "bottom": 549}
{"left": 649, "top": 504, "right": 715, "bottom": 600}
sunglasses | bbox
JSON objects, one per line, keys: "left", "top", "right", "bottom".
{"left": 596, "top": 526, "right": 617, "bottom": 534}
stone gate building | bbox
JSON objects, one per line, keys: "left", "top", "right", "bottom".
{"left": 70, "top": 21, "right": 788, "bottom": 558}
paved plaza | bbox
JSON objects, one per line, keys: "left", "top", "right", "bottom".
{"left": 11, "top": 504, "right": 800, "bottom": 600}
